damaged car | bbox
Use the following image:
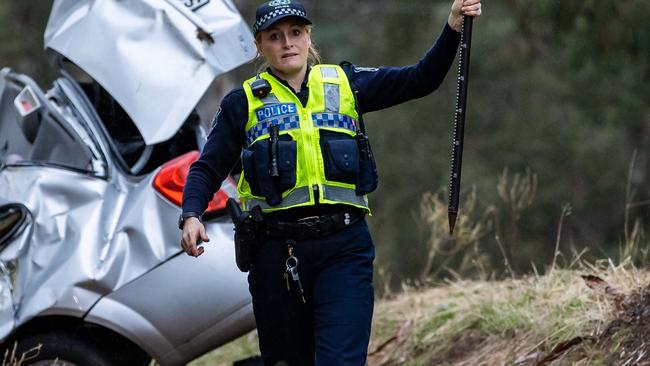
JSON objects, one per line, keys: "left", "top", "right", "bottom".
{"left": 0, "top": 0, "right": 258, "bottom": 365}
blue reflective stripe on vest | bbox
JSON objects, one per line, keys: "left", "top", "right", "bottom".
{"left": 312, "top": 113, "right": 357, "bottom": 133}
{"left": 246, "top": 115, "right": 300, "bottom": 146}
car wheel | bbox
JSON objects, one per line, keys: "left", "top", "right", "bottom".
{"left": 13, "top": 329, "right": 136, "bottom": 366}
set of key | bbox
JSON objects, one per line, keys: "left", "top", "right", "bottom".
{"left": 283, "top": 241, "right": 306, "bottom": 304}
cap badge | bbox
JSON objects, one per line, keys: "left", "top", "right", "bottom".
{"left": 269, "top": 0, "right": 291, "bottom": 6}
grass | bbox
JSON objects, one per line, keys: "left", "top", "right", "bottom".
{"left": 1, "top": 343, "right": 44, "bottom": 366}
{"left": 190, "top": 259, "right": 649, "bottom": 365}
{"left": 367, "top": 260, "right": 650, "bottom": 365}
{"left": 189, "top": 332, "right": 260, "bottom": 366}
{"left": 192, "top": 168, "right": 650, "bottom": 365}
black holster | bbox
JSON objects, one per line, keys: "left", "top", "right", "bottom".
{"left": 354, "top": 91, "right": 378, "bottom": 195}
{"left": 227, "top": 198, "right": 263, "bottom": 272}
{"left": 355, "top": 131, "right": 378, "bottom": 195}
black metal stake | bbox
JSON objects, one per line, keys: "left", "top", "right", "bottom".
{"left": 448, "top": 16, "right": 474, "bottom": 235}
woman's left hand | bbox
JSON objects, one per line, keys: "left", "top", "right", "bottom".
{"left": 448, "top": 0, "right": 482, "bottom": 32}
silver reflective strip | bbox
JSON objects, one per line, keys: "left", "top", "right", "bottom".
{"left": 244, "top": 186, "right": 311, "bottom": 211}
{"left": 323, "top": 83, "right": 340, "bottom": 113}
{"left": 321, "top": 185, "right": 368, "bottom": 207}
{"left": 320, "top": 66, "right": 339, "bottom": 79}
{"left": 260, "top": 93, "right": 280, "bottom": 104}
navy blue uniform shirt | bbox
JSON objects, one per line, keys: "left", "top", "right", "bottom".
{"left": 183, "top": 23, "right": 461, "bottom": 217}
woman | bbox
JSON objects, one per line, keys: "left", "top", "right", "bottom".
{"left": 180, "top": 0, "right": 482, "bottom": 365}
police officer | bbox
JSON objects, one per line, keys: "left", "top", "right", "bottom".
{"left": 180, "top": 0, "right": 482, "bottom": 365}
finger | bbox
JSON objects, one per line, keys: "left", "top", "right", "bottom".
{"left": 189, "top": 242, "right": 199, "bottom": 257}
{"left": 182, "top": 232, "right": 199, "bottom": 256}
{"left": 197, "top": 246, "right": 205, "bottom": 256}
{"left": 462, "top": 5, "right": 481, "bottom": 16}
{"left": 181, "top": 235, "right": 189, "bottom": 253}
{"left": 461, "top": 4, "right": 481, "bottom": 12}
{"left": 200, "top": 226, "right": 210, "bottom": 242}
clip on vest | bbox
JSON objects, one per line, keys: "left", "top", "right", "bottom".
{"left": 250, "top": 78, "right": 272, "bottom": 98}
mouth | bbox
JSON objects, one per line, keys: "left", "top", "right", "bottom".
{"left": 282, "top": 53, "right": 299, "bottom": 59}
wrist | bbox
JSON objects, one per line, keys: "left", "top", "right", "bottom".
{"left": 178, "top": 212, "right": 202, "bottom": 230}
{"left": 448, "top": 13, "right": 462, "bottom": 33}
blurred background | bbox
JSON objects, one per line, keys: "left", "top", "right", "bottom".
{"left": 1, "top": 0, "right": 648, "bottom": 293}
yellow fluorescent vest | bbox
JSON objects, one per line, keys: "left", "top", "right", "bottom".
{"left": 237, "top": 64, "right": 370, "bottom": 213}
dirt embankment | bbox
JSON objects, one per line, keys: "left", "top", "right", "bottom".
{"left": 367, "top": 267, "right": 650, "bottom": 366}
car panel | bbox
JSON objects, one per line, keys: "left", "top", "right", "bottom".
{"left": 85, "top": 296, "right": 176, "bottom": 364}
{"left": 1, "top": 1, "right": 257, "bottom": 362}
{"left": 86, "top": 221, "right": 254, "bottom": 365}
{"left": 0, "top": 202, "right": 33, "bottom": 338}
{"left": 44, "top": 0, "right": 256, "bottom": 145}
{"left": 0, "top": 160, "right": 234, "bottom": 340}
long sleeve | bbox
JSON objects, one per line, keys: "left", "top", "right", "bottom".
{"left": 181, "top": 88, "right": 248, "bottom": 215}
{"left": 342, "top": 23, "right": 461, "bottom": 114}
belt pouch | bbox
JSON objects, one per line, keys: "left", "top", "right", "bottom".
{"left": 234, "top": 224, "right": 258, "bottom": 272}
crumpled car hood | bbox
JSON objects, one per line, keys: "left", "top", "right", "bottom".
{"left": 44, "top": 0, "right": 256, "bottom": 145}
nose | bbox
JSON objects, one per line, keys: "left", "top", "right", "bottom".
{"left": 281, "top": 32, "right": 293, "bottom": 48}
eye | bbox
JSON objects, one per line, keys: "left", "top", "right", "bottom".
{"left": 292, "top": 29, "right": 302, "bottom": 36}
{"left": 269, "top": 33, "right": 278, "bottom": 41}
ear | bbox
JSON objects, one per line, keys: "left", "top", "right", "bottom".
{"left": 255, "top": 41, "right": 264, "bottom": 58}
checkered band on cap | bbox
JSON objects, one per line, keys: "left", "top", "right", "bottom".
{"left": 253, "top": 7, "right": 308, "bottom": 33}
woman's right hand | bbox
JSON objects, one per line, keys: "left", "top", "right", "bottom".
{"left": 181, "top": 217, "right": 210, "bottom": 257}
{"left": 449, "top": 0, "right": 482, "bottom": 32}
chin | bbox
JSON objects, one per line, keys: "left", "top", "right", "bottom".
{"left": 274, "top": 59, "right": 307, "bottom": 74}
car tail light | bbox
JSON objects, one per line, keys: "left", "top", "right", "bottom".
{"left": 153, "top": 151, "right": 237, "bottom": 217}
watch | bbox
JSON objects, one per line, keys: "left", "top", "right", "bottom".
{"left": 178, "top": 212, "right": 202, "bottom": 230}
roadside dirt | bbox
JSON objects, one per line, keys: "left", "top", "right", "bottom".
{"left": 369, "top": 276, "right": 650, "bottom": 366}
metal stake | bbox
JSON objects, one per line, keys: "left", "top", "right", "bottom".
{"left": 448, "top": 16, "right": 474, "bottom": 235}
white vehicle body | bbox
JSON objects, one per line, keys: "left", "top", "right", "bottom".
{"left": 0, "top": 1, "right": 257, "bottom": 364}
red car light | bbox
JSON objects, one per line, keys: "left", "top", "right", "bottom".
{"left": 153, "top": 151, "right": 236, "bottom": 217}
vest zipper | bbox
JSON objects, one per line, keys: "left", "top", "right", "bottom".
{"left": 303, "top": 108, "right": 321, "bottom": 203}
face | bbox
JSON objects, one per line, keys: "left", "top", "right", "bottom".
{"left": 257, "top": 18, "right": 311, "bottom": 78}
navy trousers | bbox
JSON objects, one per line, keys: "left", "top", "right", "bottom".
{"left": 248, "top": 218, "right": 375, "bottom": 366}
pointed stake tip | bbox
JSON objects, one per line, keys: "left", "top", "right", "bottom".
{"left": 448, "top": 212, "right": 457, "bottom": 236}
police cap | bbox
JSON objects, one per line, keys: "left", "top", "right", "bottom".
{"left": 252, "top": 0, "right": 312, "bottom": 35}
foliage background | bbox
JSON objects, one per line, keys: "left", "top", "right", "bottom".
{"left": 1, "top": 0, "right": 648, "bottom": 289}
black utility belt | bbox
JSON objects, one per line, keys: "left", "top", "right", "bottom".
{"left": 263, "top": 210, "right": 365, "bottom": 240}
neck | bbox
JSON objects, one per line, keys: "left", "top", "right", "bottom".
{"left": 270, "top": 64, "right": 308, "bottom": 92}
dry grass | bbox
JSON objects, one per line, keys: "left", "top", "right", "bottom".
{"left": 191, "top": 261, "right": 650, "bottom": 365}
{"left": 188, "top": 332, "right": 260, "bottom": 366}
{"left": 1, "top": 342, "right": 43, "bottom": 366}
{"left": 192, "top": 165, "right": 650, "bottom": 365}
{"left": 367, "top": 260, "right": 650, "bottom": 366}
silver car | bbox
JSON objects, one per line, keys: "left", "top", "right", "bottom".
{"left": 0, "top": 0, "right": 258, "bottom": 365}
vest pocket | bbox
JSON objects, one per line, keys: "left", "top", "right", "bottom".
{"left": 323, "top": 138, "right": 359, "bottom": 185}
{"left": 246, "top": 138, "right": 296, "bottom": 206}
{"left": 251, "top": 140, "right": 282, "bottom": 206}
{"left": 277, "top": 140, "right": 297, "bottom": 191}
{"left": 241, "top": 149, "right": 262, "bottom": 196}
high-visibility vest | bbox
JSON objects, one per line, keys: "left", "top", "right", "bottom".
{"left": 238, "top": 64, "right": 370, "bottom": 213}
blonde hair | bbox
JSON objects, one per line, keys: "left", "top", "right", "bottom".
{"left": 253, "top": 25, "right": 321, "bottom": 74}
